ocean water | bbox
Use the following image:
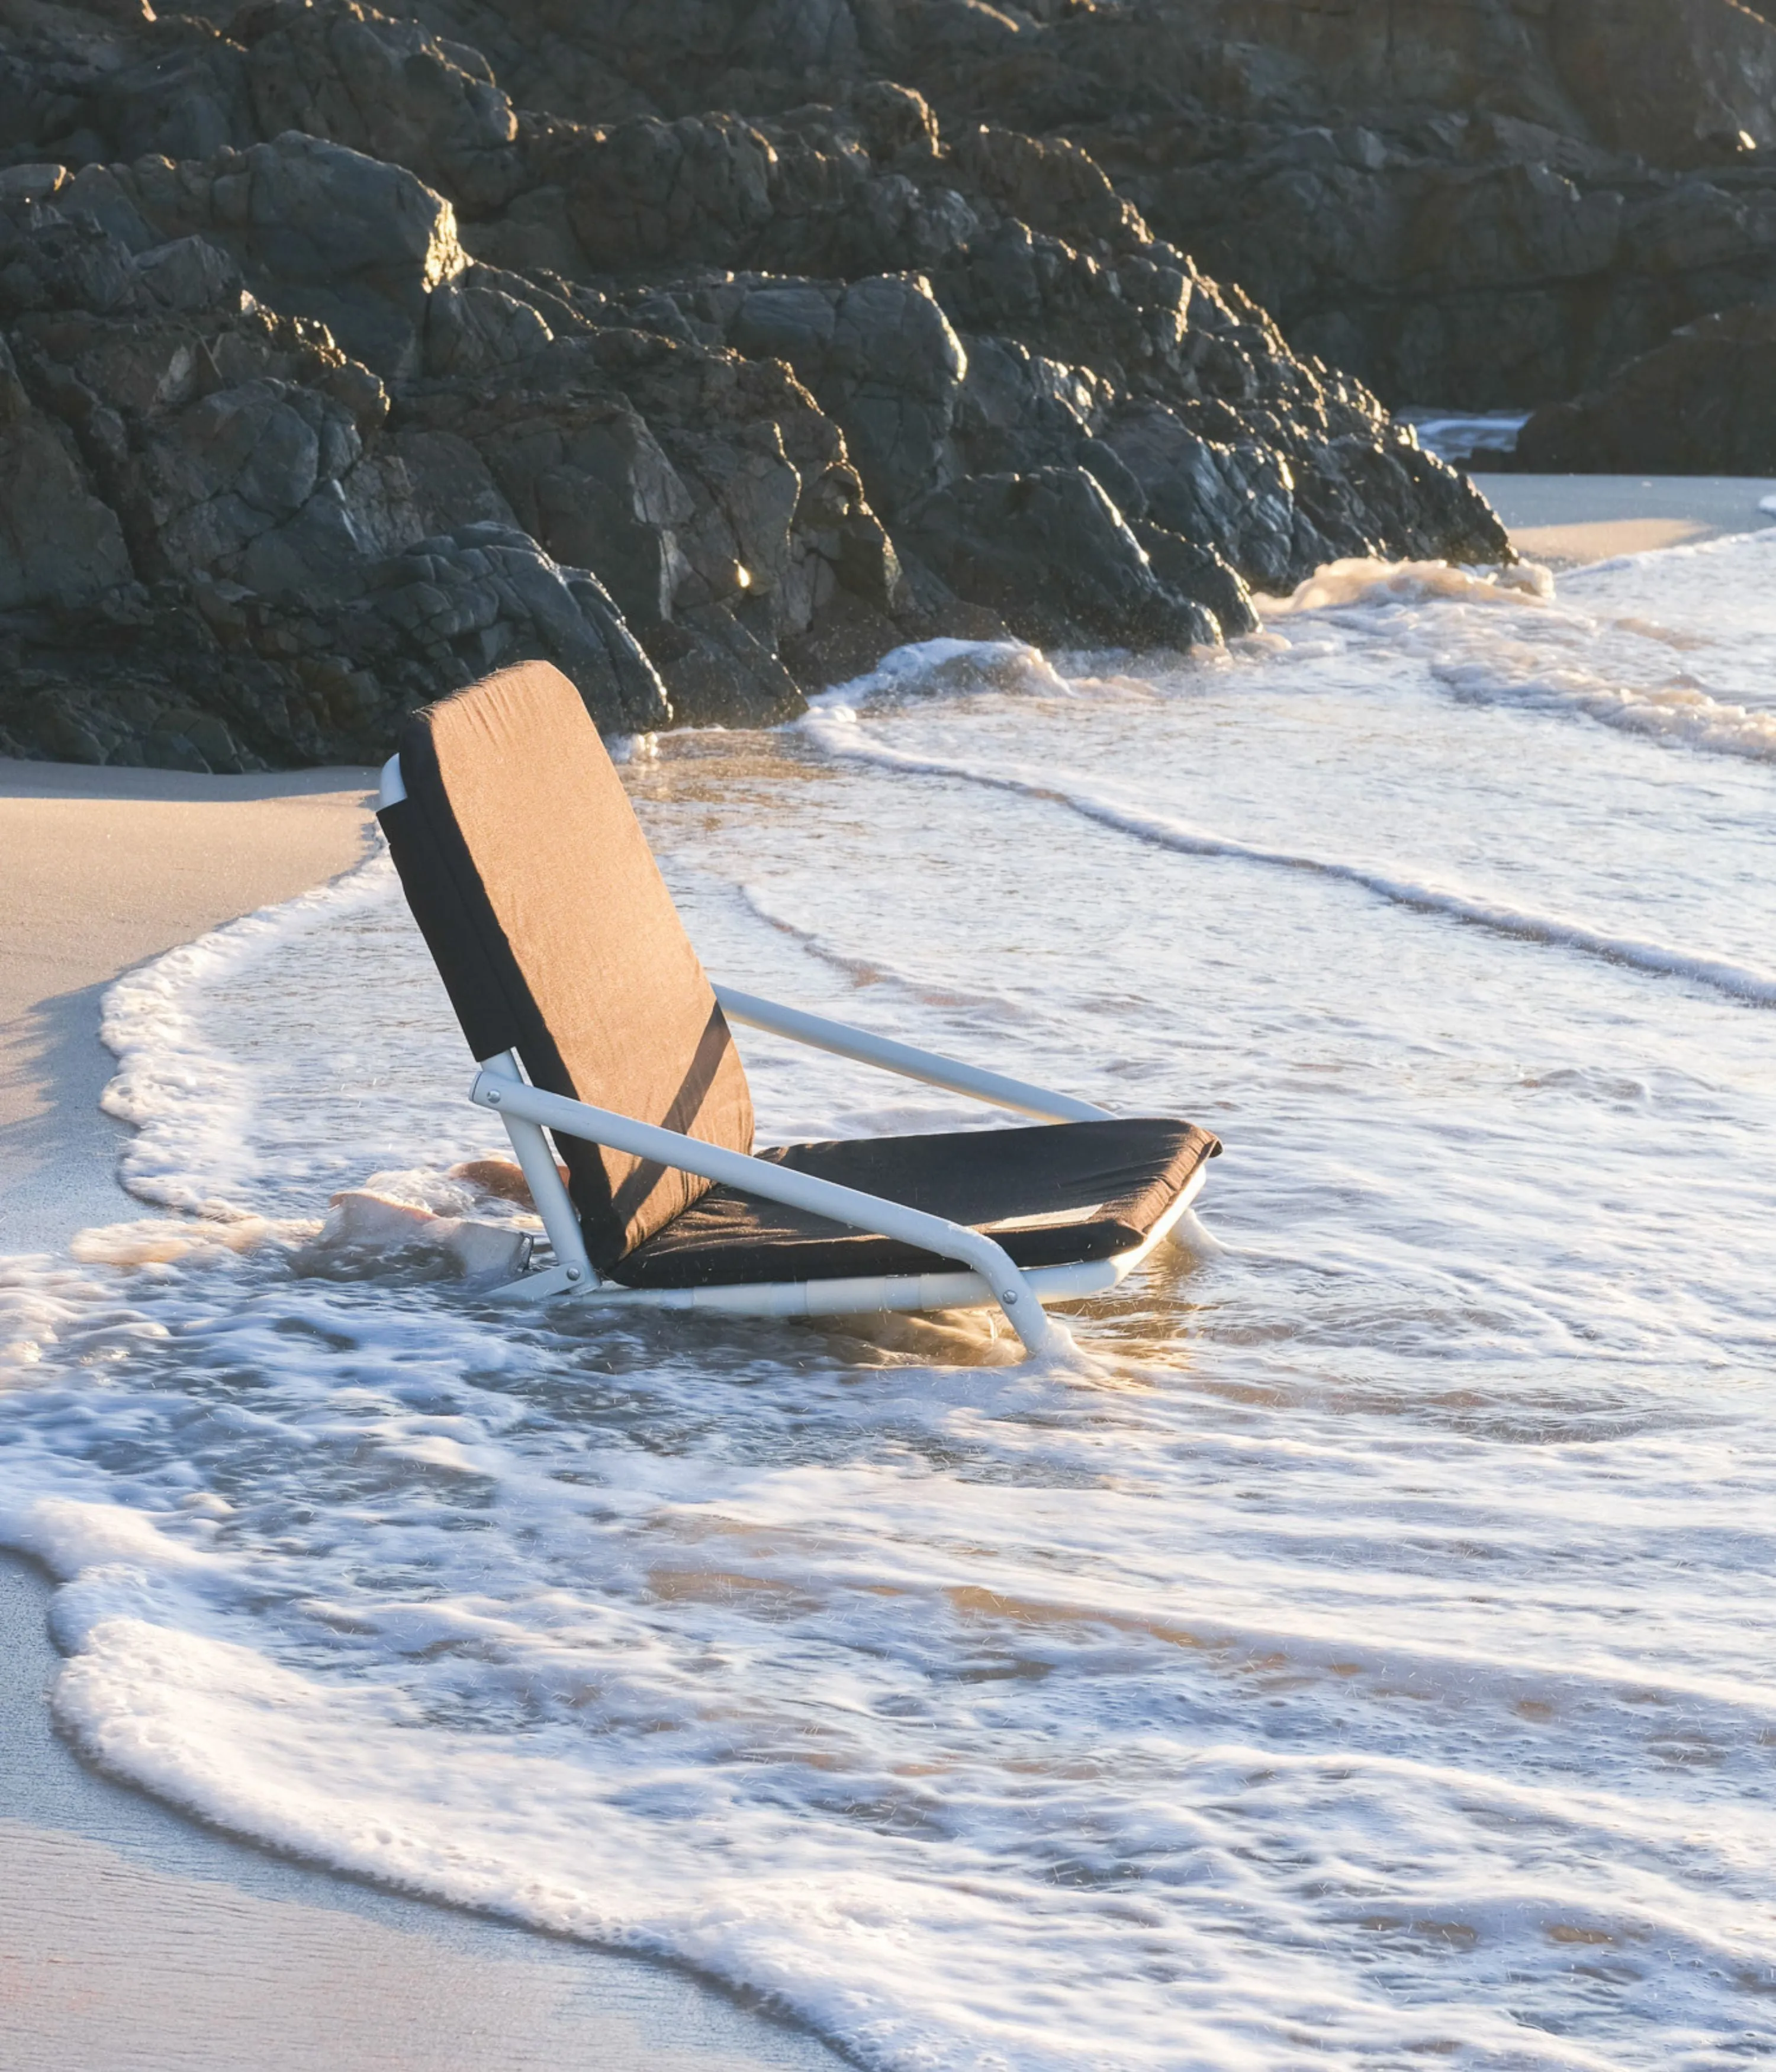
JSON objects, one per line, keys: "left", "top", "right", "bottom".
{"left": 3, "top": 529, "right": 1775, "bottom": 2070}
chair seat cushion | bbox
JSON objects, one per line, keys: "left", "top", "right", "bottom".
{"left": 607, "top": 1117, "right": 1220, "bottom": 1289}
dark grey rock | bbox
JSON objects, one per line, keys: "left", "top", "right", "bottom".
{"left": 1132, "top": 523, "right": 1256, "bottom": 639}
{"left": 723, "top": 271, "right": 966, "bottom": 514}
{"left": 888, "top": 0, "right": 1776, "bottom": 411}
{"left": 0, "top": 333, "right": 136, "bottom": 612}
{"left": 109, "top": 132, "right": 466, "bottom": 378}
{"left": 234, "top": 0, "right": 525, "bottom": 213}
{"left": 0, "top": 0, "right": 1526, "bottom": 771}
{"left": 346, "top": 520, "right": 671, "bottom": 732}
{"left": 1516, "top": 303, "right": 1776, "bottom": 471}
{"left": 648, "top": 599, "right": 807, "bottom": 728}
{"left": 900, "top": 467, "right": 1219, "bottom": 651}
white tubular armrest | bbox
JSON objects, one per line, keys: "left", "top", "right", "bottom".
{"left": 468, "top": 1070, "right": 1067, "bottom": 1356}
{"left": 712, "top": 985, "right": 1111, "bottom": 1125}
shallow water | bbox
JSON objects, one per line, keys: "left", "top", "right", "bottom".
{"left": 3, "top": 532, "right": 1774, "bottom": 2070}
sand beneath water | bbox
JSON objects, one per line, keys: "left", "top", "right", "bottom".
{"left": 2, "top": 468, "right": 1771, "bottom": 2068}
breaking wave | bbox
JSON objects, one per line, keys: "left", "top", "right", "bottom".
{"left": 1257, "top": 552, "right": 1776, "bottom": 762}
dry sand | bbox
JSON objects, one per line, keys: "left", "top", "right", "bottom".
{"left": 0, "top": 761, "right": 380, "bottom": 1253}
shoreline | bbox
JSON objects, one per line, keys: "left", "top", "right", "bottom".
{"left": 1472, "top": 469, "right": 1776, "bottom": 568}
{"left": 0, "top": 757, "right": 843, "bottom": 2072}
{"left": 0, "top": 469, "right": 1767, "bottom": 2067}
{"left": 0, "top": 760, "right": 382, "bottom": 1256}
{"left": 0, "top": 1554, "right": 840, "bottom": 2072}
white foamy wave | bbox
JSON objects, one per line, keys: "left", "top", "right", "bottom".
{"left": 1256, "top": 551, "right": 1776, "bottom": 762}
{"left": 99, "top": 850, "right": 397, "bottom": 1217}
{"left": 0, "top": 1260, "right": 162, "bottom": 1383}
{"left": 2, "top": 1426, "right": 1771, "bottom": 2072}
{"left": 803, "top": 716, "right": 1776, "bottom": 1006}
{"left": 1431, "top": 651, "right": 1776, "bottom": 761}
{"left": 1563, "top": 522, "right": 1776, "bottom": 581}
{"left": 1259, "top": 556, "right": 1556, "bottom": 614}
{"left": 810, "top": 636, "right": 1074, "bottom": 714}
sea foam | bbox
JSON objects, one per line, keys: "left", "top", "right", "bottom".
{"left": 1257, "top": 546, "right": 1776, "bottom": 761}
{"left": 2, "top": 537, "right": 1774, "bottom": 2069}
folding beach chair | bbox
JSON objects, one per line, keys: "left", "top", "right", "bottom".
{"left": 377, "top": 662, "right": 1220, "bottom": 1357}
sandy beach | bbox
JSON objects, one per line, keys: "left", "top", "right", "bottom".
{"left": 0, "top": 762, "right": 381, "bottom": 1256}
{"left": 1, "top": 471, "right": 1769, "bottom": 2068}
{"left": 0, "top": 759, "right": 842, "bottom": 2071}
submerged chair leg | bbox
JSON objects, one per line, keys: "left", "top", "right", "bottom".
{"left": 480, "top": 1051, "right": 596, "bottom": 1297}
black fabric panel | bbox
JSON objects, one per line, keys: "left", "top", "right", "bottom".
{"left": 379, "top": 791, "right": 539, "bottom": 1072}
{"left": 609, "top": 1118, "right": 1220, "bottom": 1289}
{"left": 381, "top": 690, "right": 619, "bottom": 1247}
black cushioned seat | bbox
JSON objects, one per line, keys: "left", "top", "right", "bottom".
{"left": 610, "top": 1118, "right": 1219, "bottom": 1288}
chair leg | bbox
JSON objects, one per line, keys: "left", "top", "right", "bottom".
{"left": 990, "top": 1279, "right": 1070, "bottom": 1359}
{"left": 479, "top": 1051, "right": 596, "bottom": 1290}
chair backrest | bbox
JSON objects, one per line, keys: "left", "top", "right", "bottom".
{"left": 378, "top": 662, "right": 754, "bottom": 1269}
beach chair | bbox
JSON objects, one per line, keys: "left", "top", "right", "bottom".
{"left": 377, "top": 662, "right": 1220, "bottom": 1357}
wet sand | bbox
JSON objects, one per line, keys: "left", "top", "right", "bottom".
{"left": 0, "top": 759, "right": 841, "bottom": 2072}
{"left": 1474, "top": 471, "right": 1776, "bottom": 567}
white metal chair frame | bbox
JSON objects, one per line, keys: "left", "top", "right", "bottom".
{"left": 382, "top": 756, "right": 1203, "bottom": 1357}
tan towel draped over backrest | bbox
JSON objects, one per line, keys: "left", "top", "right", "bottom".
{"left": 378, "top": 661, "right": 754, "bottom": 1269}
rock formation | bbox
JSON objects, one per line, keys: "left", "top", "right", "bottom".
{"left": 0, "top": 0, "right": 1521, "bottom": 768}
{"left": 886, "top": 0, "right": 1776, "bottom": 415}
{"left": 1517, "top": 304, "right": 1776, "bottom": 473}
